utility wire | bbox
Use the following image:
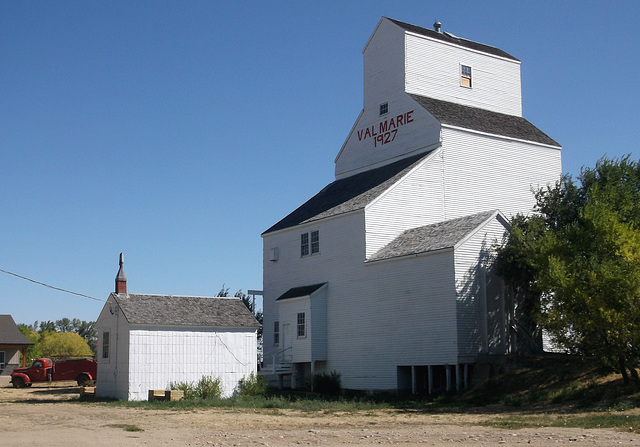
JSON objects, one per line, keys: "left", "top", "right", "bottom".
{"left": 0, "top": 267, "right": 105, "bottom": 302}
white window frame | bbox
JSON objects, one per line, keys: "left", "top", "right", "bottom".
{"left": 297, "top": 312, "right": 306, "bottom": 338}
{"left": 301, "top": 230, "right": 320, "bottom": 257}
{"left": 0, "top": 351, "right": 5, "bottom": 371}
{"left": 102, "top": 331, "right": 110, "bottom": 360}
{"left": 461, "top": 64, "right": 472, "bottom": 88}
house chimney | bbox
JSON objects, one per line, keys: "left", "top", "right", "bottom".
{"left": 115, "top": 253, "right": 127, "bottom": 294}
{"left": 433, "top": 21, "right": 442, "bottom": 33}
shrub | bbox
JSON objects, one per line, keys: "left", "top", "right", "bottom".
{"left": 313, "top": 371, "right": 341, "bottom": 395}
{"left": 238, "top": 372, "right": 269, "bottom": 396}
{"left": 170, "top": 375, "right": 222, "bottom": 400}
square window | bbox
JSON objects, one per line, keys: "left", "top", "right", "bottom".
{"left": 461, "top": 65, "right": 472, "bottom": 88}
{"left": 297, "top": 312, "right": 306, "bottom": 337}
{"left": 274, "top": 321, "right": 280, "bottom": 345}
{"left": 379, "top": 102, "right": 388, "bottom": 116}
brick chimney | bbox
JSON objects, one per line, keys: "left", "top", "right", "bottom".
{"left": 115, "top": 253, "right": 127, "bottom": 294}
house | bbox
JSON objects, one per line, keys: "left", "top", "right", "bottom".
{"left": 0, "top": 314, "right": 34, "bottom": 375}
{"left": 95, "top": 255, "right": 260, "bottom": 400}
{"left": 261, "top": 17, "right": 561, "bottom": 394}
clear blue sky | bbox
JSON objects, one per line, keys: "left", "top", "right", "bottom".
{"left": 1, "top": 1, "right": 638, "bottom": 326}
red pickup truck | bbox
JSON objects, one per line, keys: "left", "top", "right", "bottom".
{"left": 10, "top": 358, "right": 97, "bottom": 387}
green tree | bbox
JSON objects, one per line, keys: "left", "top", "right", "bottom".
{"left": 38, "top": 331, "right": 93, "bottom": 359}
{"left": 17, "top": 324, "right": 43, "bottom": 361}
{"left": 496, "top": 156, "right": 640, "bottom": 383}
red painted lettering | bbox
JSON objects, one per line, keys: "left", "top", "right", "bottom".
{"left": 406, "top": 110, "right": 414, "bottom": 123}
{"left": 396, "top": 114, "right": 404, "bottom": 126}
{"left": 357, "top": 129, "right": 364, "bottom": 141}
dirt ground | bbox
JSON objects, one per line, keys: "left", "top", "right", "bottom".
{"left": 2, "top": 377, "right": 640, "bottom": 446}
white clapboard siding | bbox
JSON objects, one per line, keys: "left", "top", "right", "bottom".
{"left": 454, "top": 215, "right": 510, "bottom": 358}
{"left": 126, "top": 328, "right": 256, "bottom": 400}
{"left": 95, "top": 297, "right": 131, "bottom": 400}
{"left": 362, "top": 18, "right": 406, "bottom": 111}
{"left": 441, "top": 127, "right": 562, "bottom": 220}
{"left": 405, "top": 32, "right": 522, "bottom": 116}
{"left": 277, "top": 297, "right": 312, "bottom": 362}
{"left": 365, "top": 149, "right": 445, "bottom": 257}
{"left": 335, "top": 94, "right": 441, "bottom": 179}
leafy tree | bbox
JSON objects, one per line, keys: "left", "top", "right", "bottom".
{"left": 17, "top": 324, "right": 43, "bottom": 361}
{"left": 38, "top": 331, "right": 93, "bottom": 359}
{"left": 496, "top": 156, "right": 640, "bottom": 383}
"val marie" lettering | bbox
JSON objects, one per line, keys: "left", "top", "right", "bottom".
{"left": 357, "top": 110, "right": 414, "bottom": 147}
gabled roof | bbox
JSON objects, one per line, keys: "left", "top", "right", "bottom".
{"left": 263, "top": 152, "right": 428, "bottom": 235}
{"left": 368, "top": 210, "right": 504, "bottom": 262}
{"left": 0, "top": 315, "right": 34, "bottom": 346}
{"left": 386, "top": 17, "right": 519, "bottom": 62}
{"left": 110, "top": 294, "right": 260, "bottom": 328}
{"left": 276, "top": 283, "right": 326, "bottom": 301}
{"left": 410, "top": 94, "right": 561, "bottom": 147}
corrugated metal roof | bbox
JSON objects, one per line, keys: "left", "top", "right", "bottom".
{"left": 0, "top": 315, "right": 34, "bottom": 346}
{"left": 111, "top": 294, "right": 261, "bottom": 328}
{"left": 262, "top": 153, "right": 428, "bottom": 235}
{"left": 410, "top": 94, "right": 561, "bottom": 147}
{"left": 276, "top": 283, "right": 326, "bottom": 301}
{"left": 386, "top": 17, "right": 519, "bottom": 62}
{"left": 368, "top": 210, "right": 501, "bottom": 262}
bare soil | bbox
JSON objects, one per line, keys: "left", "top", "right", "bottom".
{"left": 2, "top": 376, "right": 640, "bottom": 446}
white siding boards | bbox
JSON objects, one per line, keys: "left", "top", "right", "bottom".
{"left": 262, "top": 16, "right": 562, "bottom": 394}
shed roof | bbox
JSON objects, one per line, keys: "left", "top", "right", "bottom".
{"left": 0, "top": 315, "right": 34, "bottom": 346}
{"left": 276, "top": 283, "right": 327, "bottom": 301}
{"left": 263, "top": 153, "right": 428, "bottom": 234}
{"left": 410, "top": 94, "right": 560, "bottom": 147}
{"left": 368, "top": 210, "right": 504, "bottom": 262}
{"left": 111, "top": 294, "right": 261, "bottom": 328}
{"left": 386, "top": 17, "right": 519, "bottom": 62}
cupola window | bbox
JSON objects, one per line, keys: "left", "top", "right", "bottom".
{"left": 461, "top": 65, "right": 472, "bottom": 88}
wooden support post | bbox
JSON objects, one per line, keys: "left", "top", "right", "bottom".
{"left": 446, "top": 365, "right": 452, "bottom": 393}
{"left": 427, "top": 365, "right": 433, "bottom": 395}
{"left": 411, "top": 366, "right": 416, "bottom": 395}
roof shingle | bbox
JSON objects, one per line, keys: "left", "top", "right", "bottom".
{"left": 0, "top": 315, "right": 34, "bottom": 346}
{"left": 368, "top": 210, "right": 503, "bottom": 262}
{"left": 112, "top": 294, "right": 260, "bottom": 328}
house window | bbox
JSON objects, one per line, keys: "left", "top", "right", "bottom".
{"left": 461, "top": 65, "right": 472, "bottom": 88}
{"left": 301, "top": 230, "right": 320, "bottom": 257}
{"left": 102, "top": 331, "right": 110, "bottom": 359}
{"left": 379, "top": 102, "right": 388, "bottom": 116}
{"left": 0, "top": 351, "right": 5, "bottom": 372}
{"left": 297, "top": 312, "right": 306, "bottom": 337}
{"left": 274, "top": 321, "right": 280, "bottom": 345}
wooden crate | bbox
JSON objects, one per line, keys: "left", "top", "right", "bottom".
{"left": 148, "top": 389, "right": 184, "bottom": 402}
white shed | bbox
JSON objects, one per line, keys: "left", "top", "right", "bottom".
{"left": 95, "top": 257, "right": 260, "bottom": 400}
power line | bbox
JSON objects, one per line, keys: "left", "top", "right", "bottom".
{"left": 0, "top": 268, "right": 105, "bottom": 302}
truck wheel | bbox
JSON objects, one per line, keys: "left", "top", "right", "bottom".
{"left": 12, "top": 377, "right": 25, "bottom": 388}
{"left": 76, "top": 374, "right": 90, "bottom": 386}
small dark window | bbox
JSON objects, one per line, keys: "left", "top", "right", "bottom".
{"left": 461, "top": 65, "right": 472, "bottom": 88}
{"left": 273, "top": 321, "right": 279, "bottom": 345}
{"left": 311, "top": 230, "right": 319, "bottom": 254}
{"left": 297, "top": 312, "right": 306, "bottom": 337}
{"left": 102, "top": 331, "right": 110, "bottom": 359}
{"left": 301, "top": 233, "right": 309, "bottom": 257}
{"left": 379, "top": 102, "right": 388, "bottom": 116}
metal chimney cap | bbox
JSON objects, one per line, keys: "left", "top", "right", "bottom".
{"left": 433, "top": 21, "right": 442, "bottom": 33}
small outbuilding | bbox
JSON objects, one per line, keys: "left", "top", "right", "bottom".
{"left": 95, "top": 255, "right": 260, "bottom": 400}
{"left": 0, "top": 314, "right": 34, "bottom": 375}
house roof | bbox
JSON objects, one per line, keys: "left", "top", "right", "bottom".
{"left": 263, "top": 152, "right": 428, "bottom": 234}
{"left": 111, "top": 294, "right": 261, "bottom": 328}
{"left": 276, "top": 283, "right": 326, "bottom": 301}
{"left": 410, "top": 94, "right": 561, "bottom": 147}
{"left": 368, "top": 210, "right": 504, "bottom": 262}
{"left": 386, "top": 17, "right": 519, "bottom": 62}
{"left": 0, "top": 315, "right": 34, "bottom": 346}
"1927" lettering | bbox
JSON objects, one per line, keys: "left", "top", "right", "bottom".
{"left": 374, "top": 129, "right": 398, "bottom": 147}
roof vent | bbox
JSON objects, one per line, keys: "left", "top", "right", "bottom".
{"left": 433, "top": 21, "right": 442, "bottom": 33}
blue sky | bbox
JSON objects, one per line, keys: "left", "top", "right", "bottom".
{"left": 1, "top": 1, "right": 638, "bottom": 326}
